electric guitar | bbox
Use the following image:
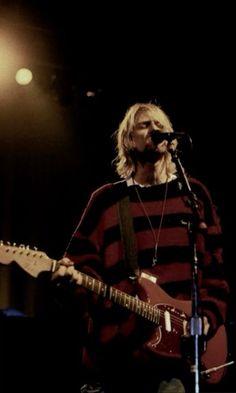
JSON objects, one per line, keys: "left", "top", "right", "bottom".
{"left": 0, "top": 242, "right": 228, "bottom": 384}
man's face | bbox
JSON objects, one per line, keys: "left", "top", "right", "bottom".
{"left": 131, "top": 112, "right": 175, "bottom": 159}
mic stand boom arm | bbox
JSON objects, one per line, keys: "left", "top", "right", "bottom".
{"left": 170, "top": 148, "right": 205, "bottom": 393}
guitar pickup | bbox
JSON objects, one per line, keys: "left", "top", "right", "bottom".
{"left": 164, "top": 310, "right": 171, "bottom": 332}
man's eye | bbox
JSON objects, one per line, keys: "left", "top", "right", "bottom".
{"left": 139, "top": 121, "right": 150, "bottom": 128}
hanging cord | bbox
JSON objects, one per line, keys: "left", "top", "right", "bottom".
{"left": 133, "top": 178, "right": 169, "bottom": 266}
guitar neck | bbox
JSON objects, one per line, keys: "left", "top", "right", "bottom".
{"left": 79, "top": 271, "right": 160, "bottom": 324}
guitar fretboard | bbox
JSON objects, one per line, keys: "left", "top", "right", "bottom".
{"left": 80, "top": 272, "right": 160, "bottom": 324}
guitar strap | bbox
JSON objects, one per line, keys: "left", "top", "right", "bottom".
{"left": 117, "top": 195, "right": 140, "bottom": 279}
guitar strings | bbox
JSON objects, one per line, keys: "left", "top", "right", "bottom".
{"left": 80, "top": 272, "right": 186, "bottom": 327}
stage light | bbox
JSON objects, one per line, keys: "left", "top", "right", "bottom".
{"left": 15, "top": 68, "right": 33, "bottom": 85}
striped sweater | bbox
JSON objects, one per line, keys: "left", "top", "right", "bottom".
{"left": 65, "top": 177, "right": 229, "bottom": 365}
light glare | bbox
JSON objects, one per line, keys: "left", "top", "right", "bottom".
{"left": 15, "top": 68, "right": 33, "bottom": 85}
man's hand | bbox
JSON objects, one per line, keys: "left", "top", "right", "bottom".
{"left": 52, "top": 257, "right": 83, "bottom": 285}
{"left": 202, "top": 316, "right": 210, "bottom": 336}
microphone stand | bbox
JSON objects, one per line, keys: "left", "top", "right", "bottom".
{"left": 170, "top": 148, "right": 205, "bottom": 393}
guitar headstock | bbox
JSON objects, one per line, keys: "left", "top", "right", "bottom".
{"left": 0, "top": 241, "right": 56, "bottom": 277}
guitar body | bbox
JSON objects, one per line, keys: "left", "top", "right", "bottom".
{"left": 139, "top": 275, "right": 228, "bottom": 384}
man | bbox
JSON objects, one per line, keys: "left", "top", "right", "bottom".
{"left": 53, "top": 102, "right": 229, "bottom": 393}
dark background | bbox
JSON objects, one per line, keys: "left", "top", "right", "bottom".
{"left": 0, "top": 1, "right": 235, "bottom": 392}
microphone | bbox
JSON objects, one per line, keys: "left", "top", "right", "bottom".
{"left": 150, "top": 130, "right": 185, "bottom": 145}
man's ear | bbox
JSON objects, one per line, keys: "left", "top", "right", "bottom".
{"left": 130, "top": 142, "right": 136, "bottom": 150}
{"left": 129, "top": 135, "right": 136, "bottom": 149}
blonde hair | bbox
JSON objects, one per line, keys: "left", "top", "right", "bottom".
{"left": 113, "top": 102, "right": 174, "bottom": 179}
